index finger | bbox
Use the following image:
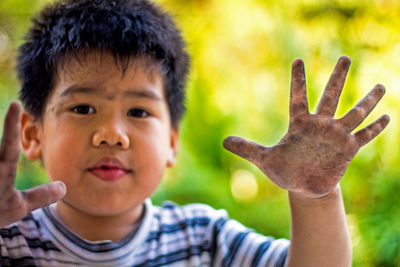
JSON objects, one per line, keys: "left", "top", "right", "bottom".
{"left": 290, "top": 58, "right": 309, "bottom": 119}
{"left": 0, "top": 102, "right": 21, "bottom": 163}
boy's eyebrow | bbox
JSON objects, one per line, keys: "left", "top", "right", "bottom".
{"left": 60, "top": 86, "right": 162, "bottom": 101}
{"left": 123, "top": 89, "right": 162, "bottom": 101}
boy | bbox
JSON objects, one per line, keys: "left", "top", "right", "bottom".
{"left": 0, "top": 0, "right": 389, "bottom": 266}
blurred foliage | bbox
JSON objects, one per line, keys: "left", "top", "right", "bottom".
{"left": 0, "top": 0, "right": 399, "bottom": 265}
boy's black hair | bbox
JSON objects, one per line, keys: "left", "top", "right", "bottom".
{"left": 17, "top": 0, "right": 189, "bottom": 128}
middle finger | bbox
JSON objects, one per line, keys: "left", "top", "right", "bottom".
{"left": 315, "top": 56, "right": 351, "bottom": 116}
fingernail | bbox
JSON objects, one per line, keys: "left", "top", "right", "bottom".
{"left": 223, "top": 136, "right": 238, "bottom": 149}
{"left": 55, "top": 181, "right": 66, "bottom": 195}
{"left": 339, "top": 55, "right": 351, "bottom": 65}
{"left": 383, "top": 114, "right": 390, "bottom": 123}
{"left": 375, "top": 84, "right": 386, "bottom": 94}
{"left": 292, "top": 58, "right": 304, "bottom": 67}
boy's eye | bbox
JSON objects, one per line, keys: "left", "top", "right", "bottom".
{"left": 127, "top": 108, "right": 150, "bottom": 118}
{"left": 71, "top": 105, "right": 96, "bottom": 114}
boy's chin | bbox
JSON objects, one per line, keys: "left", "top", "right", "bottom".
{"left": 58, "top": 197, "right": 145, "bottom": 219}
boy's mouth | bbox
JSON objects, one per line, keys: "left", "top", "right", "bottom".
{"left": 88, "top": 158, "right": 131, "bottom": 182}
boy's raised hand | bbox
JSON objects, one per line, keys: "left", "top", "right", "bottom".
{"left": 0, "top": 102, "right": 66, "bottom": 228}
{"left": 223, "top": 56, "right": 389, "bottom": 198}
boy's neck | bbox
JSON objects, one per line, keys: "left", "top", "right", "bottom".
{"left": 54, "top": 200, "right": 144, "bottom": 242}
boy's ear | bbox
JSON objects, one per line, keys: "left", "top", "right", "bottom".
{"left": 166, "top": 128, "right": 179, "bottom": 167}
{"left": 20, "top": 111, "right": 42, "bottom": 160}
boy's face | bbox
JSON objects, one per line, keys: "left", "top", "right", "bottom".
{"left": 22, "top": 51, "right": 178, "bottom": 217}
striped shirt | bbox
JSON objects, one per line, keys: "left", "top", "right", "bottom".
{"left": 0, "top": 199, "right": 289, "bottom": 266}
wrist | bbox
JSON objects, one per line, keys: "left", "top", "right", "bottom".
{"left": 289, "top": 185, "right": 342, "bottom": 206}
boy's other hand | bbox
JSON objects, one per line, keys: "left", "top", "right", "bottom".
{"left": 223, "top": 56, "right": 389, "bottom": 199}
{"left": 0, "top": 102, "right": 66, "bottom": 228}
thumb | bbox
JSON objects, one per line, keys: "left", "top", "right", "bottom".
{"left": 24, "top": 181, "right": 66, "bottom": 212}
{"left": 223, "top": 136, "right": 268, "bottom": 165}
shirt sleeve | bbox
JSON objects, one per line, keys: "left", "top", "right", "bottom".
{"left": 206, "top": 209, "right": 289, "bottom": 267}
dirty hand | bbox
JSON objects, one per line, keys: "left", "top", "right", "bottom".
{"left": 0, "top": 102, "right": 66, "bottom": 228}
{"left": 223, "top": 56, "right": 389, "bottom": 198}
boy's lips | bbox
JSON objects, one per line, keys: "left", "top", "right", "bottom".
{"left": 88, "top": 157, "right": 132, "bottom": 182}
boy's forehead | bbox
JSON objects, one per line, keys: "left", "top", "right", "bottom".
{"left": 56, "top": 50, "right": 163, "bottom": 85}
{"left": 49, "top": 51, "right": 166, "bottom": 103}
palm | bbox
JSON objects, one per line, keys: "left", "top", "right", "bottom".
{"left": 264, "top": 115, "right": 359, "bottom": 196}
{"left": 224, "top": 56, "right": 389, "bottom": 198}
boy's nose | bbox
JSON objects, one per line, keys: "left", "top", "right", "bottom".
{"left": 92, "top": 120, "right": 130, "bottom": 149}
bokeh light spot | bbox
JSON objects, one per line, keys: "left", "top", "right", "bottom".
{"left": 230, "top": 169, "right": 258, "bottom": 202}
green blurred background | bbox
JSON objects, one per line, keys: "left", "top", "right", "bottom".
{"left": 0, "top": 0, "right": 399, "bottom": 265}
